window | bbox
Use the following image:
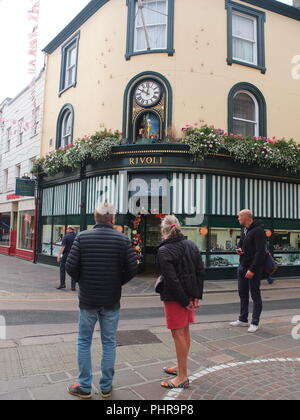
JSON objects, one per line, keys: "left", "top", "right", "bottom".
{"left": 226, "top": 0, "right": 266, "bottom": 73}
{"left": 228, "top": 83, "right": 267, "bottom": 138}
{"left": 6, "top": 128, "right": 11, "bottom": 152}
{"left": 3, "top": 169, "right": 8, "bottom": 192}
{"left": 232, "top": 12, "right": 257, "bottom": 65}
{"left": 209, "top": 227, "right": 241, "bottom": 268}
{"left": 126, "top": 0, "right": 174, "bottom": 60}
{"left": 15, "top": 164, "right": 21, "bottom": 179}
{"left": 59, "top": 32, "right": 80, "bottom": 95}
{"left": 29, "top": 157, "right": 36, "bottom": 173}
{"left": 56, "top": 104, "right": 74, "bottom": 149}
{"left": 0, "top": 212, "right": 11, "bottom": 246}
{"left": 32, "top": 106, "right": 40, "bottom": 136}
{"left": 18, "top": 118, "right": 24, "bottom": 145}
{"left": 233, "top": 91, "right": 259, "bottom": 137}
{"left": 135, "top": 0, "right": 168, "bottom": 51}
{"left": 18, "top": 211, "right": 34, "bottom": 251}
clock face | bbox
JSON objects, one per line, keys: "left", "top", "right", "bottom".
{"left": 134, "top": 81, "right": 162, "bottom": 108}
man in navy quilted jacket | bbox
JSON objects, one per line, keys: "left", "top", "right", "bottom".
{"left": 66, "top": 203, "right": 137, "bottom": 399}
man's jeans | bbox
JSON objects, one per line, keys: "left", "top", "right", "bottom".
{"left": 77, "top": 308, "right": 120, "bottom": 394}
{"left": 60, "top": 255, "right": 76, "bottom": 289}
{"left": 238, "top": 265, "right": 263, "bottom": 326}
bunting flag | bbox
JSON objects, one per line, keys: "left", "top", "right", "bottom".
{"left": 0, "top": 1, "right": 40, "bottom": 133}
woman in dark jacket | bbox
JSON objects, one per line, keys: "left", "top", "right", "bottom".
{"left": 156, "top": 215, "right": 205, "bottom": 390}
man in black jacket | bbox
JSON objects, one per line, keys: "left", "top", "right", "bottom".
{"left": 230, "top": 209, "right": 266, "bottom": 333}
{"left": 66, "top": 203, "right": 137, "bottom": 400}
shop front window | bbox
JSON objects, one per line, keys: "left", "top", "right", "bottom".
{"left": 18, "top": 211, "right": 34, "bottom": 251}
{"left": 0, "top": 213, "right": 11, "bottom": 246}
{"left": 272, "top": 230, "right": 300, "bottom": 267}
{"left": 272, "top": 230, "right": 300, "bottom": 252}
{"left": 209, "top": 228, "right": 241, "bottom": 268}
{"left": 52, "top": 224, "right": 80, "bottom": 257}
{"left": 42, "top": 223, "right": 52, "bottom": 256}
{"left": 209, "top": 254, "right": 240, "bottom": 268}
{"left": 210, "top": 228, "right": 241, "bottom": 252}
{"left": 181, "top": 227, "right": 207, "bottom": 253}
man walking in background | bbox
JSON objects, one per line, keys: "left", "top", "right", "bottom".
{"left": 57, "top": 226, "right": 77, "bottom": 291}
{"left": 230, "top": 210, "right": 267, "bottom": 333}
{"left": 65, "top": 203, "right": 137, "bottom": 400}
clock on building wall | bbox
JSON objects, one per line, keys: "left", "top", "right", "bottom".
{"left": 134, "top": 80, "right": 162, "bottom": 108}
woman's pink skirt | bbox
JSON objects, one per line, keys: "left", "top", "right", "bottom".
{"left": 164, "top": 301, "right": 195, "bottom": 330}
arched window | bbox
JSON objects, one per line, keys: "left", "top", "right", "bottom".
{"left": 233, "top": 91, "right": 258, "bottom": 137}
{"left": 228, "top": 83, "right": 266, "bottom": 137}
{"left": 123, "top": 71, "right": 172, "bottom": 144}
{"left": 56, "top": 104, "right": 74, "bottom": 149}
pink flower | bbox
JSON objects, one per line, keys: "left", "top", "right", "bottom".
{"left": 194, "top": 123, "right": 199, "bottom": 126}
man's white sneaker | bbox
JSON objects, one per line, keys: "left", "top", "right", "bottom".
{"left": 229, "top": 320, "right": 249, "bottom": 327}
{"left": 248, "top": 324, "right": 259, "bottom": 333}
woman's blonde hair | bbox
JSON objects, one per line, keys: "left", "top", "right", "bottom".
{"left": 161, "top": 215, "right": 182, "bottom": 239}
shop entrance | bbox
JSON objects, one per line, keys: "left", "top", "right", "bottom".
{"left": 142, "top": 214, "right": 162, "bottom": 274}
{"left": 129, "top": 214, "right": 162, "bottom": 275}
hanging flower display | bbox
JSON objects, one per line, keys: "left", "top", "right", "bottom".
{"left": 131, "top": 216, "right": 143, "bottom": 265}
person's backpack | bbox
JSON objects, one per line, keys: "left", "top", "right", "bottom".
{"left": 262, "top": 252, "right": 278, "bottom": 279}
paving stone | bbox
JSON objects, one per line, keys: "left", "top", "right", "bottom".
{"left": 134, "top": 364, "right": 168, "bottom": 381}
{"left": 94, "top": 369, "right": 146, "bottom": 389}
{"left": 230, "top": 335, "right": 264, "bottom": 345}
{"left": 129, "top": 359, "right": 160, "bottom": 367}
{"left": 220, "top": 350, "right": 250, "bottom": 362}
{"left": 0, "top": 389, "right": 32, "bottom": 400}
{"left": 131, "top": 381, "right": 167, "bottom": 400}
{"left": 30, "top": 380, "right": 94, "bottom": 400}
{"left": 0, "top": 375, "right": 49, "bottom": 393}
{"left": 103, "top": 388, "right": 143, "bottom": 400}
{"left": 117, "top": 330, "right": 162, "bottom": 346}
{"left": 234, "top": 343, "right": 278, "bottom": 358}
{"left": 66, "top": 369, "right": 79, "bottom": 378}
{"left": 207, "top": 354, "right": 236, "bottom": 365}
{"left": 48, "top": 372, "right": 70, "bottom": 383}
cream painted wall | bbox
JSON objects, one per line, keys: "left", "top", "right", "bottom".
{"left": 41, "top": 0, "right": 300, "bottom": 156}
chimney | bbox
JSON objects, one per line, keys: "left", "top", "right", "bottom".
{"left": 293, "top": 0, "right": 300, "bottom": 8}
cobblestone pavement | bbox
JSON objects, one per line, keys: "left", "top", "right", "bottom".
{"left": 0, "top": 316, "right": 300, "bottom": 400}
{"left": 1, "top": 254, "right": 299, "bottom": 297}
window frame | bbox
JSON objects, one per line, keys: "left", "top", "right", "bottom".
{"left": 226, "top": 0, "right": 266, "bottom": 74}
{"left": 125, "top": 0, "right": 175, "bottom": 60}
{"left": 233, "top": 90, "right": 259, "bottom": 137}
{"left": 56, "top": 104, "right": 75, "bottom": 149}
{"left": 228, "top": 82, "right": 267, "bottom": 138}
{"left": 17, "top": 118, "right": 24, "bottom": 146}
{"left": 6, "top": 127, "right": 11, "bottom": 153}
{"left": 32, "top": 106, "right": 40, "bottom": 137}
{"left": 59, "top": 32, "right": 80, "bottom": 96}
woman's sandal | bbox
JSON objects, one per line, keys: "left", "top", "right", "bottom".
{"left": 163, "top": 367, "right": 178, "bottom": 376}
{"left": 161, "top": 379, "right": 190, "bottom": 389}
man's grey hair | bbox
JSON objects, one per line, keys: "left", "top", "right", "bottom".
{"left": 94, "top": 202, "right": 117, "bottom": 223}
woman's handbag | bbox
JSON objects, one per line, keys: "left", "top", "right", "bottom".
{"left": 262, "top": 252, "right": 278, "bottom": 279}
{"left": 155, "top": 275, "right": 164, "bottom": 294}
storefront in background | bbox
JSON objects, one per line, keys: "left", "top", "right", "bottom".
{"left": 0, "top": 198, "right": 36, "bottom": 261}
{"left": 37, "top": 144, "right": 300, "bottom": 280}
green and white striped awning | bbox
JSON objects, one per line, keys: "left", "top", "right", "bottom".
{"left": 42, "top": 172, "right": 300, "bottom": 220}
{"left": 42, "top": 182, "right": 81, "bottom": 216}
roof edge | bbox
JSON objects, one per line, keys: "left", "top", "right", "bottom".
{"left": 241, "top": 0, "right": 300, "bottom": 21}
{"left": 42, "top": 0, "right": 110, "bottom": 54}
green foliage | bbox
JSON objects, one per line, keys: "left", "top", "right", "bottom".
{"left": 31, "top": 129, "right": 123, "bottom": 177}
